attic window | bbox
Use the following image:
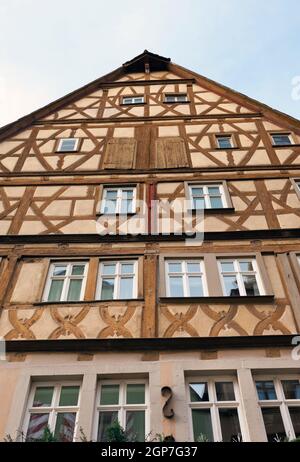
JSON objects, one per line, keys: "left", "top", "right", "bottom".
{"left": 165, "top": 94, "right": 187, "bottom": 103}
{"left": 57, "top": 138, "right": 79, "bottom": 152}
{"left": 271, "top": 133, "right": 292, "bottom": 146}
{"left": 216, "top": 135, "right": 233, "bottom": 149}
{"left": 122, "top": 96, "right": 144, "bottom": 105}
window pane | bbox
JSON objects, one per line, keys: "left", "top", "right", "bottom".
{"left": 219, "top": 408, "right": 242, "bottom": 442}
{"left": 169, "top": 276, "right": 184, "bottom": 297}
{"left": 281, "top": 380, "right": 300, "bottom": 399}
{"left": 193, "top": 198, "right": 205, "bottom": 210}
{"left": 48, "top": 280, "right": 64, "bottom": 301}
{"left": 215, "top": 382, "right": 235, "bottom": 401}
{"left": 256, "top": 381, "right": 277, "bottom": 400}
{"left": 126, "top": 410, "right": 145, "bottom": 442}
{"left": 217, "top": 137, "right": 232, "bottom": 149}
{"left": 67, "top": 279, "right": 82, "bottom": 301}
{"left": 122, "top": 189, "right": 134, "bottom": 199}
{"left": 97, "top": 411, "right": 118, "bottom": 441}
{"left": 243, "top": 275, "right": 260, "bottom": 296}
{"left": 102, "top": 264, "right": 116, "bottom": 275}
{"left": 126, "top": 384, "right": 145, "bottom": 404}
{"left": 101, "top": 279, "right": 114, "bottom": 300}
{"left": 59, "top": 386, "right": 80, "bottom": 406}
{"left": 53, "top": 266, "right": 67, "bottom": 276}
{"left": 210, "top": 196, "right": 223, "bottom": 208}
{"left": 223, "top": 276, "right": 240, "bottom": 296}
{"left": 272, "top": 135, "right": 291, "bottom": 146}
{"left": 104, "top": 199, "right": 117, "bottom": 214}
{"left": 100, "top": 384, "right": 119, "bottom": 405}
{"left": 177, "top": 95, "right": 187, "bottom": 102}
{"left": 121, "top": 263, "right": 134, "bottom": 274}
{"left": 207, "top": 187, "right": 221, "bottom": 195}
{"left": 33, "top": 387, "right": 54, "bottom": 407}
{"left": 192, "top": 409, "right": 213, "bottom": 442}
{"left": 71, "top": 265, "right": 85, "bottom": 276}
{"left": 261, "top": 407, "right": 286, "bottom": 442}
{"left": 26, "top": 413, "right": 49, "bottom": 441}
{"left": 120, "top": 199, "right": 133, "bottom": 214}
{"left": 54, "top": 412, "right": 76, "bottom": 442}
{"left": 187, "top": 263, "right": 201, "bottom": 273}
{"left": 106, "top": 190, "right": 118, "bottom": 199}
{"left": 168, "top": 262, "right": 182, "bottom": 273}
{"left": 188, "top": 276, "right": 204, "bottom": 296}
{"left": 239, "top": 261, "right": 254, "bottom": 272}
{"left": 220, "top": 262, "right": 234, "bottom": 272}
{"left": 189, "top": 383, "right": 209, "bottom": 402}
{"left": 191, "top": 187, "right": 204, "bottom": 196}
{"left": 119, "top": 277, "right": 133, "bottom": 299}
{"left": 289, "top": 407, "right": 300, "bottom": 438}
{"left": 60, "top": 140, "right": 76, "bottom": 151}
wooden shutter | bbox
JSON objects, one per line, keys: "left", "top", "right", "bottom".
{"left": 104, "top": 138, "right": 137, "bottom": 169}
{"left": 155, "top": 137, "right": 189, "bottom": 168}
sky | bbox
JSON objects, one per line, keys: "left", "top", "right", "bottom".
{"left": 0, "top": 0, "right": 300, "bottom": 127}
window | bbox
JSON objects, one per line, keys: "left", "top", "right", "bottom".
{"left": 24, "top": 382, "right": 80, "bottom": 442}
{"left": 57, "top": 138, "right": 79, "bottom": 152}
{"left": 189, "top": 183, "right": 228, "bottom": 209}
{"left": 165, "top": 260, "right": 207, "bottom": 297}
{"left": 43, "top": 262, "right": 88, "bottom": 302}
{"left": 97, "top": 260, "right": 137, "bottom": 300}
{"left": 95, "top": 380, "right": 148, "bottom": 442}
{"left": 188, "top": 378, "right": 243, "bottom": 442}
{"left": 216, "top": 135, "right": 233, "bottom": 149}
{"left": 218, "top": 258, "right": 264, "bottom": 296}
{"left": 101, "top": 186, "right": 136, "bottom": 214}
{"left": 165, "top": 94, "right": 187, "bottom": 103}
{"left": 122, "top": 96, "right": 144, "bottom": 105}
{"left": 255, "top": 377, "right": 300, "bottom": 442}
{"left": 271, "top": 133, "right": 292, "bottom": 146}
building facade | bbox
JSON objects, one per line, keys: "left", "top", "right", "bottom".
{"left": 0, "top": 51, "right": 300, "bottom": 442}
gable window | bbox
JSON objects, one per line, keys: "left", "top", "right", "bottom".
{"left": 218, "top": 258, "right": 264, "bottom": 296}
{"left": 101, "top": 186, "right": 136, "bottom": 214}
{"left": 255, "top": 377, "right": 300, "bottom": 442}
{"left": 24, "top": 382, "right": 80, "bottom": 442}
{"left": 57, "top": 138, "right": 79, "bottom": 152}
{"left": 189, "top": 183, "right": 228, "bottom": 209}
{"left": 187, "top": 377, "right": 243, "bottom": 442}
{"left": 97, "top": 260, "right": 137, "bottom": 300}
{"left": 165, "top": 94, "right": 187, "bottom": 103}
{"left": 43, "top": 262, "right": 88, "bottom": 302}
{"left": 95, "top": 379, "right": 148, "bottom": 442}
{"left": 165, "top": 260, "right": 207, "bottom": 297}
{"left": 122, "top": 96, "right": 144, "bottom": 105}
{"left": 216, "top": 135, "right": 233, "bottom": 149}
{"left": 271, "top": 133, "right": 292, "bottom": 146}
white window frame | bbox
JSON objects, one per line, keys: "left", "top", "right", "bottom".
{"left": 165, "top": 94, "right": 188, "bottom": 103}
{"left": 96, "top": 260, "right": 138, "bottom": 300}
{"left": 101, "top": 186, "right": 137, "bottom": 215}
{"left": 122, "top": 96, "right": 144, "bottom": 105}
{"left": 218, "top": 258, "right": 265, "bottom": 297}
{"left": 165, "top": 259, "right": 208, "bottom": 297}
{"left": 187, "top": 376, "right": 245, "bottom": 442}
{"left": 93, "top": 379, "right": 149, "bottom": 442}
{"left": 43, "top": 261, "right": 88, "bottom": 302}
{"left": 271, "top": 133, "right": 292, "bottom": 146}
{"left": 57, "top": 138, "right": 79, "bottom": 152}
{"left": 216, "top": 135, "right": 233, "bottom": 149}
{"left": 23, "top": 380, "right": 81, "bottom": 442}
{"left": 189, "top": 183, "right": 228, "bottom": 209}
{"left": 255, "top": 375, "right": 300, "bottom": 441}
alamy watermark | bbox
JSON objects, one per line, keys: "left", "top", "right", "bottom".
{"left": 291, "top": 76, "right": 300, "bottom": 101}
{"left": 0, "top": 337, "right": 6, "bottom": 361}
{"left": 291, "top": 335, "right": 300, "bottom": 361}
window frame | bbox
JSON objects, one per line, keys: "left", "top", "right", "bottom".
{"left": 217, "top": 257, "right": 265, "bottom": 297}
{"left": 186, "top": 375, "right": 244, "bottom": 442}
{"left": 43, "top": 261, "right": 88, "bottom": 302}
{"left": 96, "top": 259, "right": 138, "bottom": 301}
{"left": 121, "top": 95, "right": 145, "bottom": 106}
{"left": 23, "top": 380, "right": 81, "bottom": 442}
{"left": 93, "top": 378, "right": 149, "bottom": 442}
{"left": 215, "top": 135, "right": 233, "bottom": 149}
{"left": 165, "top": 259, "right": 208, "bottom": 297}
{"left": 270, "top": 133, "right": 292, "bottom": 147}
{"left": 255, "top": 374, "right": 300, "bottom": 441}
{"left": 187, "top": 182, "right": 231, "bottom": 210}
{"left": 100, "top": 186, "right": 137, "bottom": 215}
{"left": 164, "top": 93, "right": 188, "bottom": 104}
{"left": 56, "top": 138, "right": 80, "bottom": 153}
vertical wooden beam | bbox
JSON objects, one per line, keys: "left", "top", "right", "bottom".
{"left": 142, "top": 253, "right": 158, "bottom": 337}
{"left": 84, "top": 257, "right": 99, "bottom": 300}
{"left": 0, "top": 254, "right": 20, "bottom": 316}
{"left": 255, "top": 180, "right": 280, "bottom": 228}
